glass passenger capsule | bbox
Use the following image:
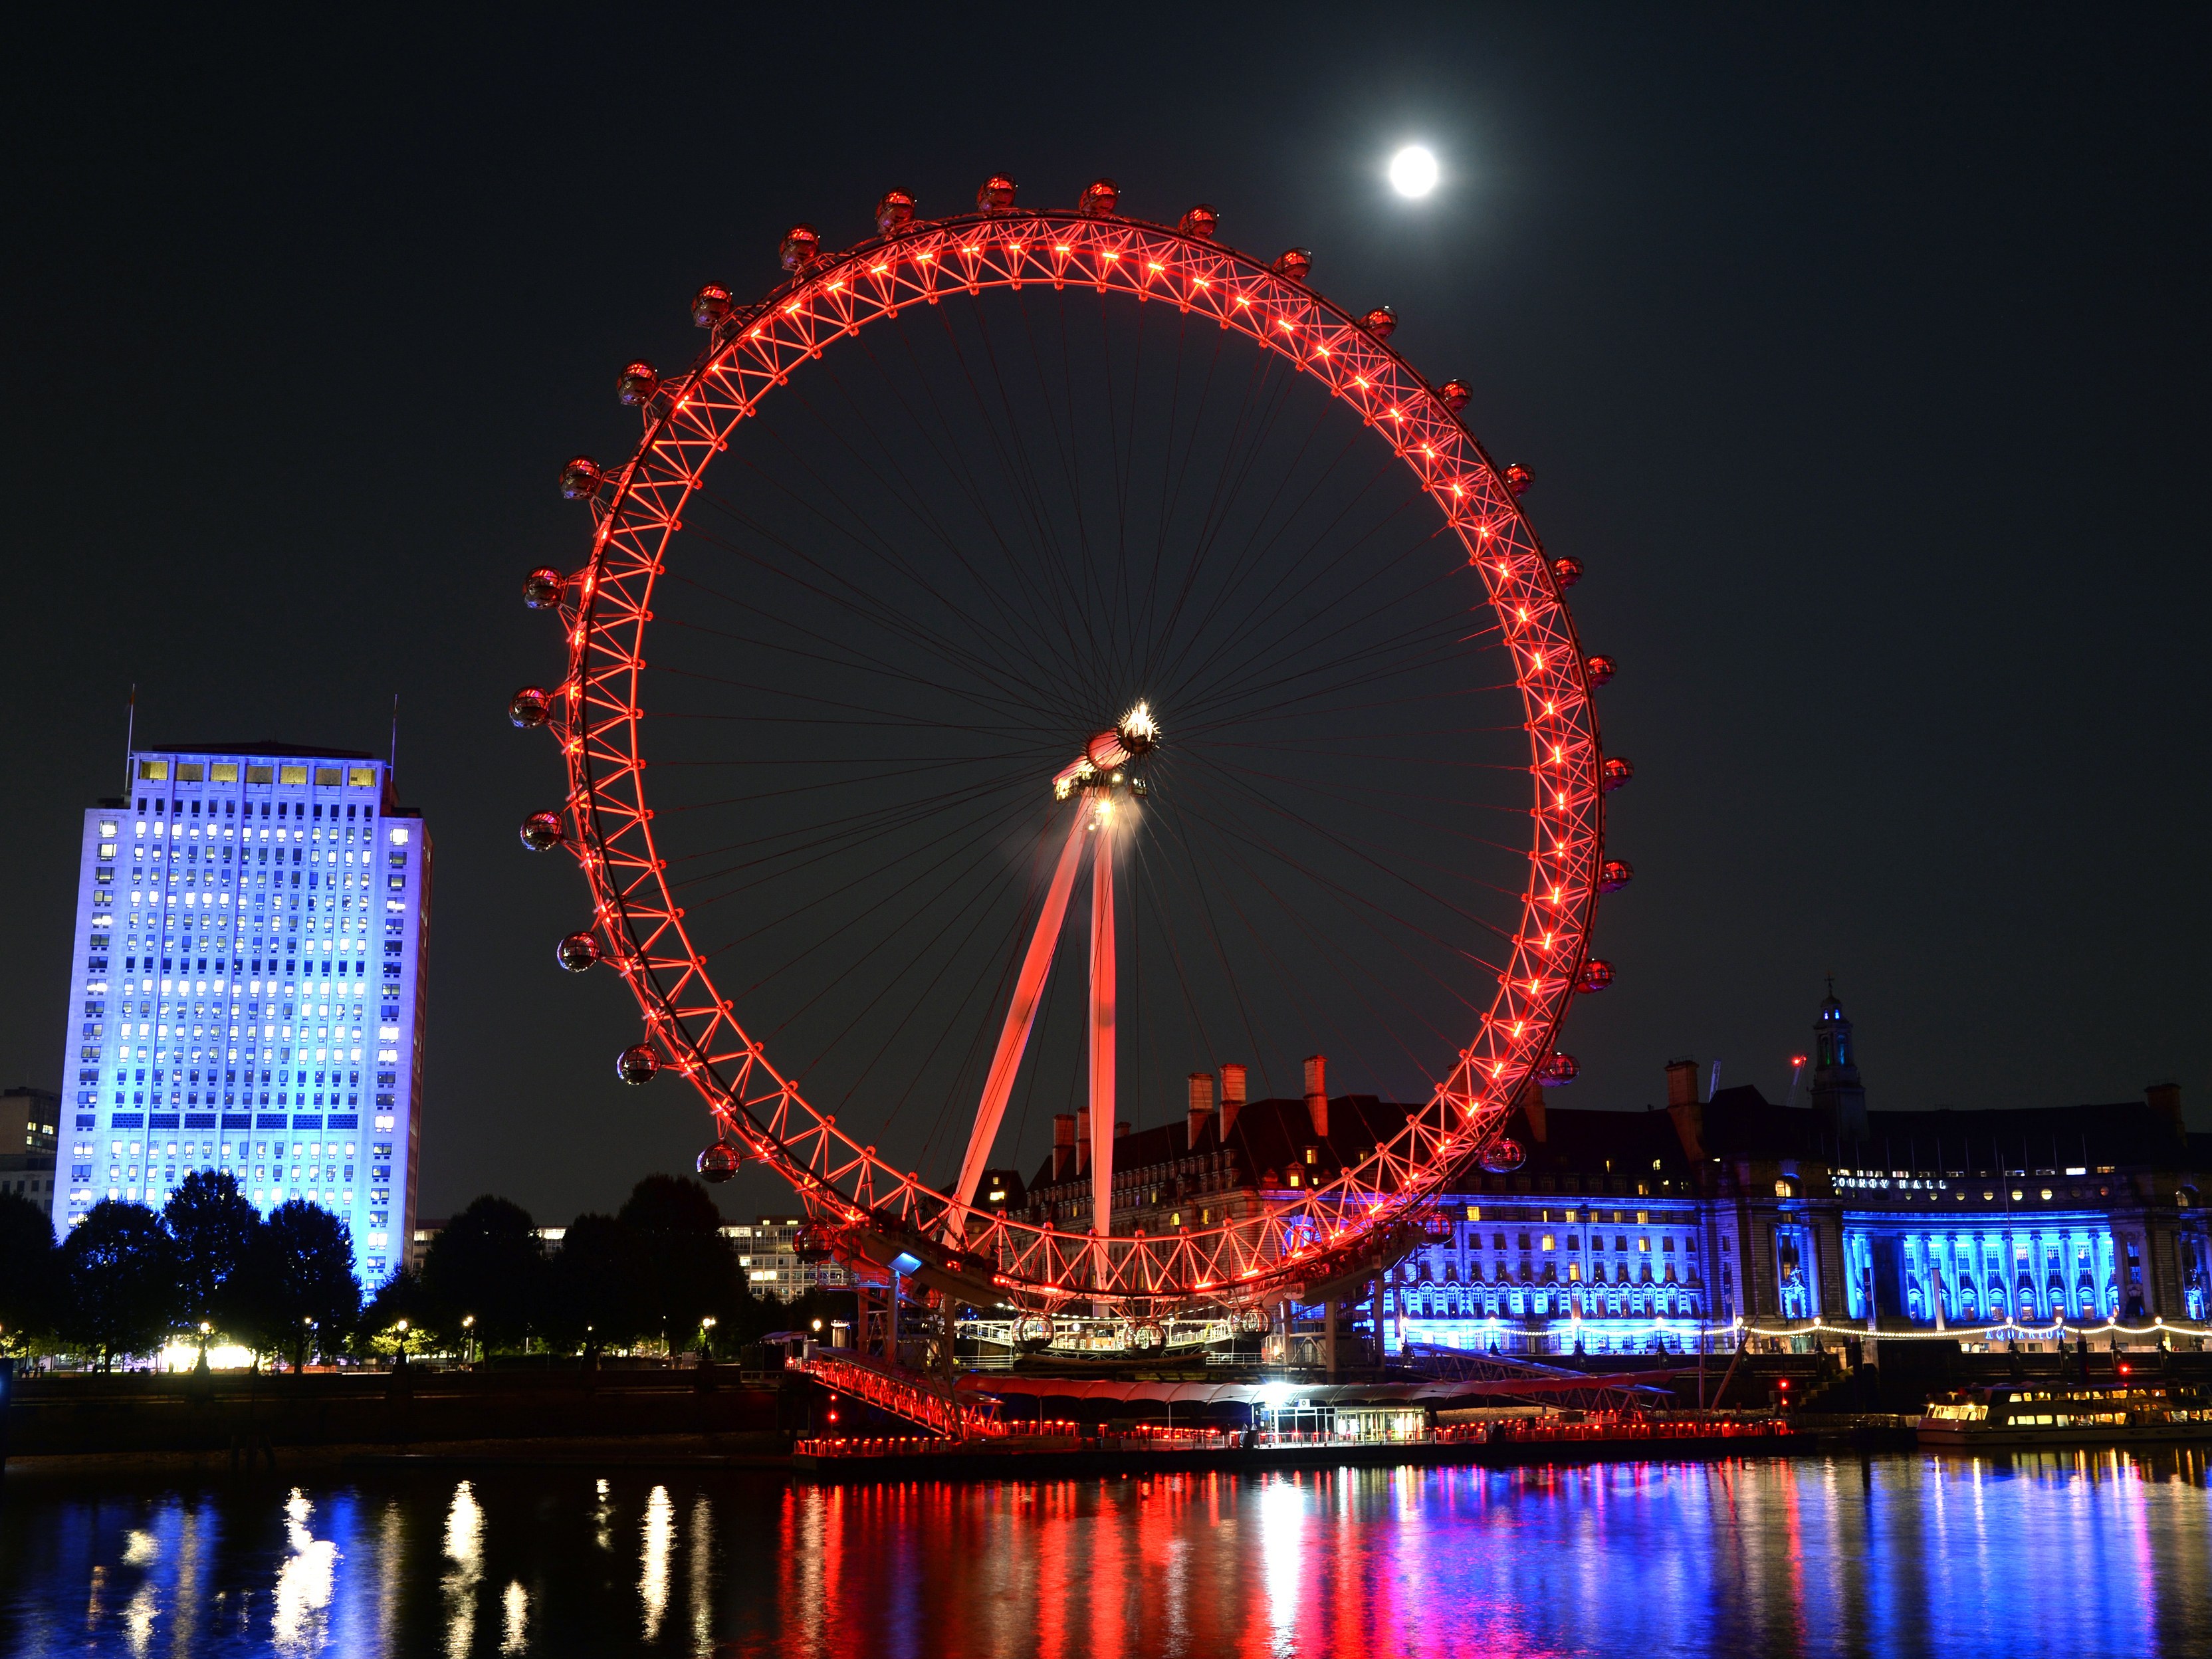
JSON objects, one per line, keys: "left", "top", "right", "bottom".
{"left": 697, "top": 1142, "right": 741, "bottom": 1183}
{"left": 558, "top": 456, "right": 603, "bottom": 500}
{"left": 691, "top": 284, "right": 732, "bottom": 328}
{"left": 875, "top": 189, "right": 917, "bottom": 235}
{"left": 508, "top": 687, "right": 552, "bottom": 728}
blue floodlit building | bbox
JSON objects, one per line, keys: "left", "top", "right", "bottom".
{"left": 1016, "top": 992, "right": 2209, "bottom": 1355}
{"left": 52, "top": 744, "right": 429, "bottom": 1285}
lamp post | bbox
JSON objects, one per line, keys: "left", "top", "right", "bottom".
{"left": 462, "top": 1313, "right": 477, "bottom": 1367}
{"left": 699, "top": 1315, "right": 718, "bottom": 1363}
{"left": 395, "top": 1317, "right": 410, "bottom": 1373}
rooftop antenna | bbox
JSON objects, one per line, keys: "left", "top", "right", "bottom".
{"left": 1786, "top": 1053, "right": 1808, "bottom": 1108}
{"left": 1707, "top": 1060, "right": 1721, "bottom": 1101}
{"left": 123, "top": 683, "right": 137, "bottom": 792}
{"left": 388, "top": 693, "right": 400, "bottom": 776}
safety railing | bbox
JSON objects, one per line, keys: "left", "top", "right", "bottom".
{"left": 798, "top": 1353, "right": 1007, "bottom": 1440}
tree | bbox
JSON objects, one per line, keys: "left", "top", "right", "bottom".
{"left": 358, "top": 1267, "right": 436, "bottom": 1363}
{"left": 548, "top": 1212, "right": 649, "bottom": 1361}
{"left": 239, "top": 1200, "right": 360, "bottom": 1371}
{"left": 162, "top": 1170, "right": 263, "bottom": 1356}
{"left": 0, "top": 1191, "right": 59, "bottom": 1356}
{"left": 618, "top": 1175, "right": 742, "bottom": 1353}
{"left": 420, "top": 1194, "right": 546, "bottom": 1351}
{"left": 58, "top": 1200, "right": 173, "bottom": 1371}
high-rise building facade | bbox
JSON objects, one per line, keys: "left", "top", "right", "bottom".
{"left": 52, "top": 744, "right": 430, "bottom": 1285}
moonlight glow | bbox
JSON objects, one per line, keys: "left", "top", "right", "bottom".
{"left": 1388, "top": 145, "right": 1439, "bottom": 197}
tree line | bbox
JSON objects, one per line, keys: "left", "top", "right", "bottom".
{"left": 0, "top": 1170, "right": 814, "bottom": 1371}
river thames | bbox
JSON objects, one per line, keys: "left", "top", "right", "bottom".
{"left": 3, "top": 1452, "right": 2208, "bottom": 1657}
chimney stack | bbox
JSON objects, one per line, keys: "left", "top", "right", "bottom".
{"left": 1303, "top": 1054, "right": 1329, "bottom": 1139}
{"left": 1075, "top": 1107, "right": 1091, "bottom": 1174}
{"left": 1219, "top": 1063, "right": 1248, "bottom": 1138}
{"left": 1054, "top": 1113, "right": 1077, "bottom": 1181}
{"left": 1186, "top": 1072, "right": 1216, "bottom": 1149}
{"left": 1666, "top": 1057, "right": 1700, "bottom": 1109}
{"left": 2147, "top": 1081, "right": 2183, "bottom": 1144}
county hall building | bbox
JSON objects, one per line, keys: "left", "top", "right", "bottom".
{"left": 1004, "top": 991, "right": 2207, "bottom": 1351}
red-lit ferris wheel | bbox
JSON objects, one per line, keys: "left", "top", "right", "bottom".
{"left": 512, "top": 175, "right": 1628, "bottom": 1318}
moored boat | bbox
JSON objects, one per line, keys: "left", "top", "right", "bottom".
{"left": 1918, "top": 1381, "right": 2212, "bottom": 1448}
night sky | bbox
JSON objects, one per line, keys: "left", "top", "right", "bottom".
{"left": 6, "top": 9, "right": 2207, "bottom": 1230}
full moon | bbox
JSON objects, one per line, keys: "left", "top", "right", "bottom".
{"left": 1388, "top": 145, "right": 1440, "bottom": 197}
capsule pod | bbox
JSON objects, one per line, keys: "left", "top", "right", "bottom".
{"left": 522, "top": 568, "right": 566, "bottom": 609}
{"left": 558, "top": 456, "right": 603, "bottom": 501}
{"left": 555, "top": 931, "right": 600, "bottom": 972}
{"left": 779, "top": 223, "right": 823, "bottom": 272}
{"left": 1481, "top": 1136, "right": 1527, "bottom": 1174}
{"left": 508, "top": 687, "right": 553, "bottom": 728}
{"left": 1272, "top": 247, "right": 1313, "bottom": 281}
{"left": 1503, "top": 463, "right": 1532, "bottom": 496}
{"left": 1599, "top": 859, "right": 1635, "bottom": 893}
{"left": 615, "top": 1044, "right": 660, "bottom": 1085}
{"left": 1438, "top": 379, "right": 1471, "bottom": 412}
{"left": 1077, "top": 177, "right": 1120, "bottom": 217}
{"left": 697, "top": 1141, "right": 742, "bottom": 1183}
{"left": 519, "top": 811, "right": 566, "bottom": 852}
{"left": 1584, "top": 654, "right": 1616, "bottom": 686}
{"left": 1129, "top": 1321, "right": 1167, "bottom": 1352}
{"left": 1601, "top": 756, "right": 1634, "bottom": 792}
{"left": 1537, "top": 1052, "right": 1580, "bottom": 1086}
{"left": 792, "top": 1224, "right": 834, "bottom": 1263}
{"left": 1549, "top": 556, "right": 1583, "bottom": 590}
{"left": 1578, "top": 958, "right": 1615, "bottom": 993}
{"left": 615, "top": 361, "right": 658, "bottom": 406}
{"left": 1361, "top": 304, "right": 1398, "bottom": 338}
{"left": 975, "top": 173, "right": 1017, "bottom": 213}
{"left": 1177, "top": 204, "right": 1218, "bottom": 240}
{"left": 691, "top": 284, "right": 733, "bottom": 328}
{"left": 873, "top": 187, "right": 918, "bottom": 235}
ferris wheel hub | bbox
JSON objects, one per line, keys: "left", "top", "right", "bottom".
{"left": 1053, "top": 699, "right": 1160, "bottom": 802}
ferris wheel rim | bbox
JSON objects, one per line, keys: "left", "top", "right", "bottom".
{"left": 545, "top": 202, "right": 1609, "bottom": 1314}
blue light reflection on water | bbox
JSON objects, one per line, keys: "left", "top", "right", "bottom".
{"left": 1, "top": 1452, "right": 2208, "bottom": 1657}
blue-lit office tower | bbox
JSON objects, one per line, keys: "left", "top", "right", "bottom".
{"left": 53, "top": 745, "right": 429, "bottom": 1285}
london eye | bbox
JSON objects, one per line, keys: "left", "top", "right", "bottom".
{"left": 512, "top": 174, "right": 1625, "bottom": 1319}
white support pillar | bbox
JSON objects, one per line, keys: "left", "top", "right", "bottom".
{"left": 947, "top": 810, "right": 1090, "bottom": 1240}
{"left": 1088, "top": 833, "right": 1116, "bottom": 1242}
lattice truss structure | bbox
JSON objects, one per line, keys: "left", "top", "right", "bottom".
{"left": 526, "top": 189, "right": 1614, "bottom": 1317}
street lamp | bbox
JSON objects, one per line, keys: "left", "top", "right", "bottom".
{"left": 462, "top": 1313, "right": 477, "bottom": 1367}
{"left": 700, "top": 1315, "right": 718, "bottom": 1363}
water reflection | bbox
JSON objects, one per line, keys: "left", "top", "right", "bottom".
{"left": 1, "top": 1452, "right": 2208, "bottom": 1656}
{"left": 441, "top": 1482, "right": 483, "bottom": 1659}
{"left": 639, "top": 1486, "right": 673, "bottom": 1642}
{"left": 272, "top": 1490, "right": 337, "bottom": 1654}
